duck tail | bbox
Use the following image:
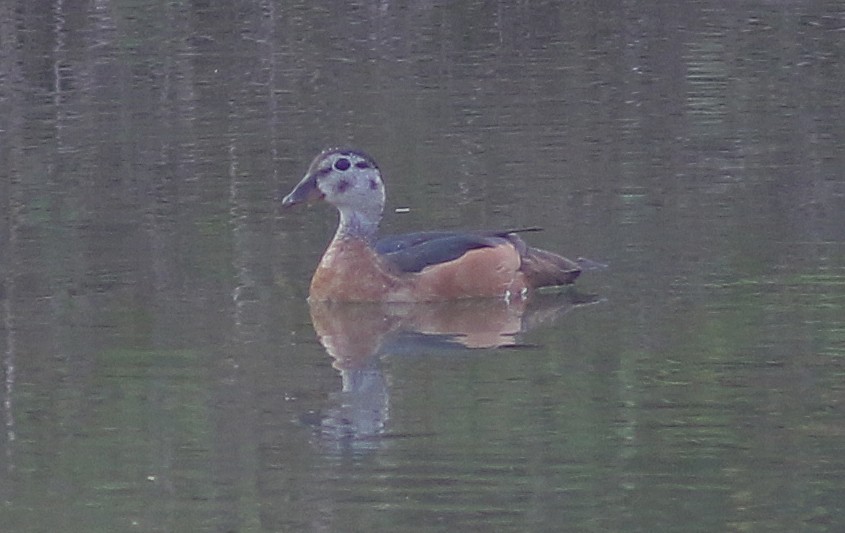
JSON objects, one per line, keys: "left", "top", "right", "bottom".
{"left": 507, "top": 234, "right": 581, "bottom": 288}
{"left": 521, "top": 247, "right": 582, "bottom": 287}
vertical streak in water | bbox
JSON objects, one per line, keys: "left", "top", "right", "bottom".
{"left": 229, "top": 140, "right": 254, "bottom": 334}
{"left": 0, "top": 0, "right": 26, "bottom": 476}
{"left": 2, "top": 203, "right": 19, "bottom": 471}
{"left": 683, "top": 9, "right": 730, "bottom": 144}
{"left": 52, "top": 0, "right": 66, "bottom": 103}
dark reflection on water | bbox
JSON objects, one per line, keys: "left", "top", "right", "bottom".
{"left": 301, "top": 293, "right": 602, "bottom": 456}
{"left": 2, "top": 0, "right": 845, "bottom": 531}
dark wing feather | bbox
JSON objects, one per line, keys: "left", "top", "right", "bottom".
{"left": 375, "top": 227, "right": 541, "bottom": 254}
{"left": 374, "top": 231, "right": 463, "bottom": 255}
{"left": 376, "top": 232, "right": 509, "bottom": 273}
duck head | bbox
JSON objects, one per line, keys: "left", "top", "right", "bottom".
{"left": 282, "top": 149, "right": 385, "bottom": 239}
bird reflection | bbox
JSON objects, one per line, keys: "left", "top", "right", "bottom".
{"left": 302, "top": 291, "right": 602, "bottom": 454}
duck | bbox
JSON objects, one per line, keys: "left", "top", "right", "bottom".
{"left": 281, "top": 148, "right": 583, "bottom": 302}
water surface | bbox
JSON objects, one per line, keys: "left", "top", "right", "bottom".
{"left": 1, "top": 1, "right": 844, "bottom": 531}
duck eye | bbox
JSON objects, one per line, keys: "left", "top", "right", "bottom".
{"left": 334, "top": 158, "right": 351, "bottom": 171}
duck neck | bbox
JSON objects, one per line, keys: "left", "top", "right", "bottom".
{"left": 334, "top": 207, "right": 381, "bottom": 243}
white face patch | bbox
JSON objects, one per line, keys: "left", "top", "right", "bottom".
{"left": 313, "top": 151, "right": 385, "bottom": 216}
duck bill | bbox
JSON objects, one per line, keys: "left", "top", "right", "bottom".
{"left": 280, "top": 173, "right": 324, "bottom": 208}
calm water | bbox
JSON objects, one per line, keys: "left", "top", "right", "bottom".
{"left": 2, "top": 1, "right": 844, "bottom": 531}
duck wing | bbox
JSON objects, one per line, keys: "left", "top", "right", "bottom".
{"left": 376, "top": 227, "right": 582, "bottom": 287}
{"left": 375, "top": 231, "right": 506, "bottom": 274}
